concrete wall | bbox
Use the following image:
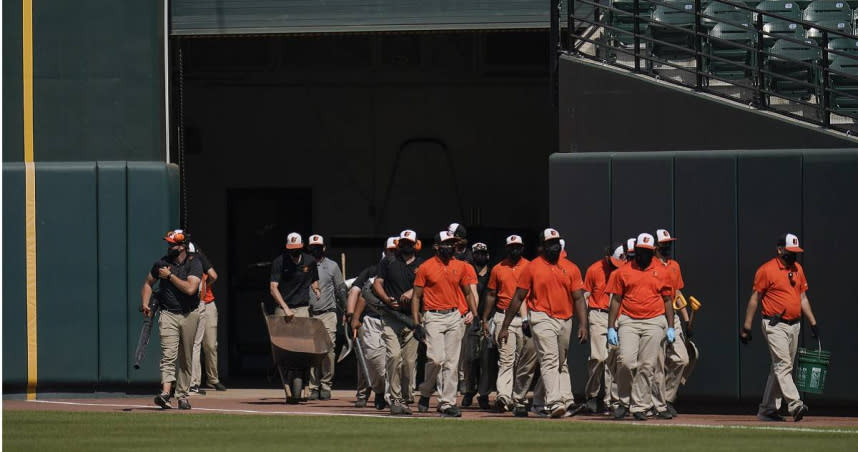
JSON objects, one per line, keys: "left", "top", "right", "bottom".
{"left": 550, "top": 149, "right": 858, "bottom": 403}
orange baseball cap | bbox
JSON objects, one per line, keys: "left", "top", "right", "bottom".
{"left": 286, "top": 232, "right": 303, "bottom": 249}
{"left": 164, "top": 229, "right": 189, "bottom": 244}
{"left": 610, "top": 244, "right": 625, "bottom": 267}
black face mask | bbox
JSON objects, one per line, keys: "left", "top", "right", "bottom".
{"left": 438, "top": 245, "right": 454, "bottom": 259}
{"left": 782, "top": 252, "right": 797, "bottom": 266}
{"left": 544, "top": 242, "right": 562, "bottom": 263}
{"left": 288, "top": 248, "right": 302, "bottom": 258}
{"left": 658, "top": 245, "right": 672, "bottom": 259}
{"left": 399, "top": 243, "right": 415, "bottom": 256}
{"left": 508, "top": 247, "right": 523, "bottom": 261}
{"left": 309, "top": 246, "right": 324, "bottom": 259}
{"left": 635, "top": 249, "right": 654, "bottom": 268}
{"left": 167, "top": 246, "right": 181, "bottom": 259}
{"left": 474, "top": 254, "right": 489, "bottom": 267}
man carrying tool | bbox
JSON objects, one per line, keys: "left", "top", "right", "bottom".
{"left": 373, "top": 229, "right": 424, "bottom": 415}
{"left": 483, "top": 235, "right": 538, "bottom": 417}
{"left": 269, "top": 232, "right": 321, "bottom": 319}
{"left": 306, "top": 234, "right": 348, "bottom": 401}
{"left": 606, "top": 233, "right": 675, "bottom": 421}
{"left": 460, "top": 242, "right": 494, "bottom": 409}
{"left": 414, "top": 230, "right": 479, "bottom": 417}
{"left": 651, "top": 229, "right": 690, "bottom": 417}
{"left": 142, "top": 229, "right": 203, "bottom": 410}
{"left": 498, "top": 228, "right": 588, "bottom": 418}
{"left": 348, "top": 237, "right": 398, "bottom": 409}
{"left": 740, "top": 233, "right": 818, "bottom": 422}
{"left": 582, "top": 243, "right": 626, "bottom": 414}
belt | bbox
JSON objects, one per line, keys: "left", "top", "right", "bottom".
{"left": 311, "top": 308, "right": 337, "bottom": 315}
{"left": 496, "top": 309, "right": 521, "bottom": 317}
{"left": 763, "top": 315, "right": 800, "bottom": 326}
{"left": 425, "top": 308, "right": 457, "bottom": 314}
{"left": 589, "top": 308, "right": 609, "bottom": 313}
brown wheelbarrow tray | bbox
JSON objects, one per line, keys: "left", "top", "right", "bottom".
{"left": 260, "top": 303, "right": 333, "bottom": 404}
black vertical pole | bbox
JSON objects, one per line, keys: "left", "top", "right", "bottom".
{"left": 822, "top": 31, "right": 830, "bottom": 127}
{"left": 755, "top": 13, "right": 766, "bottom": 108}
{"left": 569, "top": 0, "right": 576, "bottom": 50}
{"left": 551, "top": 0, "right": 561, "bottom": 153}
{"left": 633, "top": 0, "right": 641, "bottom": 71}
{"left": 694, "top": 0, "right": 703, "bottom": 89}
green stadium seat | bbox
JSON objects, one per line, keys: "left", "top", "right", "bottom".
{"left": 827, "top": 53, "right": 858, "bottom": 114}
{"left": 702, "top": 2, "right": 752, "bottom": 30}
{"left": 704, "top": 22, "right": 756, "bottom": 80}
{"left": 649, "top": 0, "right": 697, "bottom": 61}
{"left": 803, "top": 0, "right": 852, "bottom": 42}
{"left": 754, "top": 1, "right": 804, "bottom": 48}
{"left": 754, "top": 0, "right": 802, "bottom": 23}
{"left": 765, "top": 38, "right": 822, "bottom": 100}
{"left": 606, "top": 0, "right": 653, "bottom": 47}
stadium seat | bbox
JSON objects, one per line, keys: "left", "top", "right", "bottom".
{"left": 803, "top": 0, "right": 852, "bottom": 42}
{"left": 606, "top": 0, "right": 653, "bottom": 47}
{"left": 762, "top": 20, "right": 807, "bottom": 49}
{"left": 704, "top": 22, "right": 756, "bottom": 80}
{"left": 702, "top": 2, "right": 752, "bottom": 30}
{"left": 827, "top": 52, "right": 858, "bottom": 114}
{"left": 648, "top": 0, "right": 697, "bottom": 61}
{"left": 754, "top": 0, "right": 802, "bottom": 24}
{"left": 765, "top": 38, "right": 822, "bottom": 100}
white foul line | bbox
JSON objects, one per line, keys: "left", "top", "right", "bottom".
{"left": 23, "top": 400, "right": 858, "bottom": 434}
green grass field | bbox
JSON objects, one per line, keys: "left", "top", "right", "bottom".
{"left": 3, "top": 410, "right": 856, "bottom": 451}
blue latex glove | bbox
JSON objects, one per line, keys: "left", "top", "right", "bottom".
{"left": 607, "top": 327, "right": 619, "bottom": 346}
{"left": 666, "top": 327, "right": 676, "bottom": 344}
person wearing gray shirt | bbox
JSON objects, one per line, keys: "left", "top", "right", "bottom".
{"left": 306, "top": 234, "right": 348, "bottom": 400}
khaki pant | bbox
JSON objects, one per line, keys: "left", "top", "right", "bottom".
{"left": 191, "top": 301, "right": 220, "bottom": 387}
{"left": 418, "top": 311, "right": 466, "bottom": 409}
{"left": 616, "top": 314, "right": 667, "bottom": 414}
{"left": 758, "top": 319, "right": 803, "bottom": 415}
{"left": 356, "top": 315, "right": 388, "bottom": 400}
{"left": 382, "top": 311, "right": 418, "bottom": 404}
{"left": 585, "top": 310, "right": 617, "bottom": 406}
{"left": 159, "top": 307, "right": 201, "bottom": 399}
{"left": 273, "top": 305, "right": 310, "bottom": 318}
{"left": 652, "top": 315, "right": 689, "bottom": 406}
{"left": 309, "top": 310, "right": 337, "bottom": 392}
{"left": 493, "top": 312, "right": 538, "bottom": 404}
{"left": 530, "top": 310, "right": 574, "bottom": 409}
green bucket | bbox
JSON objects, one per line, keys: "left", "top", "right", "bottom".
{"left": 795, "top": 341, "right": 831, "bottom": 394}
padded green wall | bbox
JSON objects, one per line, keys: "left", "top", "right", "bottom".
{"left": 550, "top": 149, "right": 858, "bottom": 403}
{"left": 2, "top": 162, "right": 178, "bottom": 390}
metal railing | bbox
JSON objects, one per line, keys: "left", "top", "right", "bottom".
{"left": 559, "top": 0, "right": 858, "bottom": 134}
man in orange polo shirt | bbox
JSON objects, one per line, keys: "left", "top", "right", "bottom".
{"left": 606, "top": 232, "right": 676, "bottom": 421}
{"left": 583, "top": 243, "right": 626, "bottom": 414}
{"left": 740, "top": 233, "right": 818, "bottom": 422}
{"left": 498, "top": 228, "right": 588, "bottom": 418}
{"left": 482, "top": 234, "right": 538, "bottom": 416}
{"left": 413, "top": 230, "right": 478, "bottom": 418}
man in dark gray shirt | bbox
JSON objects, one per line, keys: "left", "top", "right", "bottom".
{"left": 306, "top": 234, "right": 348, "bottom": 401}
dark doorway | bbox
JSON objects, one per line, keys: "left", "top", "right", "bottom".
{"left": 226, "top": 187, "right": 312, "bottom": 377}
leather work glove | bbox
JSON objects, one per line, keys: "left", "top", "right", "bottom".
{"left": 413, "top": 325, "right": 427, "bottom": 343}
{"left": 810, "top": 324, "right": 820, "bottom": 340}
{"left": 666, "top": 327, "right": 676, "bottom": 344}
{"left": 739, "top": 327, "right": 752, "bottom": 344}
{"left": 521, "top": 319, "right": 532, "bottom": 338}
{"left": 607, "top": 327, "right": 619, "bottom": 346}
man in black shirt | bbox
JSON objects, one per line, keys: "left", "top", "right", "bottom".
{"left": 372, "top": 229, "right": 424, "bottom": 415}
{"left": 141, "top": 229, "right": 203, "bottom": 410}
{"left": 269, "top": 232, "right": 321, "bottom": 319}
{"left": 460, "top": 242, "right": 496, "bottom": 409}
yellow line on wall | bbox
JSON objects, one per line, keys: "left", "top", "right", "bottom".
{"left": 23, "top": 0, "right": 38, "bottom": 400}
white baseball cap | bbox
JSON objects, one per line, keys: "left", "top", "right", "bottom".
{"left": 436, "top": 230, "right": 456, "bottom": 244}
{"left": 626, "top": 238, "right": 637, "bottom": 254}
{"left": 286, "top": 232, "right": 303, "bottom": 249}
{"left": 559, "top": 239, "right": 566, "bottom": 251}
{"left": 399, "top": 229, "right": 417, "bottom": 243}
{"left": 542, "top": 228, "right": 561, "bottom": 242}
{"left": 308, "top": 234, "right": 324, "bottom": 246}
{"left": 506, "top": 235, "right": 523, "bottom": 246}
{"left": 635, "top": 233, "right": 656, "bottom": 250}
{"left": 780, "top": 233, "right": 804, "bottom": 253}
{"left": 610, "top": 245, "right": 625, "bottom": 267}
{"left": 656, "top": 229, "right": 677, "bottom": 243}
{"left": 385, "top": 236, "right": 398, "bottom": 250}
{"left": 188, "top": 242, "right": 197, "bottom": 254}
{"left": 472, "top": 242, "right": 488, "bottom": 252}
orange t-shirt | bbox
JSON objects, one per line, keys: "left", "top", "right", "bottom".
{"left": 584, "top": 259, "right": 615, "bottom": 310}
{"left": 753, "top": 258, "right": 808, "bottom": 321}
{"left": 517, "top": 256, "right": 584, "bottom": 319}
{"left": 487, "top": 257, "right": 530, "bottom": 311}
{"left": 415, "top": 256, "right": 477, "bottom": 314}
{"left": 606, "top": 260, "right": 671, "bottom": 319}
{"left": 656, "top": 258, "right": 685, "bottom": 298}
{"left": 201, "top": 274, "right": 215, "bottom": 303}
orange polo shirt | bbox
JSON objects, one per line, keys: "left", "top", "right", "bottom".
{"left": 584, "top": 259, "right": 615, "bottom": 310}
{"left": 657, "top": 258, "right": 685, "bottom": 298}
{"left": 753, "top": 257, "right": 808, "bottom": 321}
{"left": 517, "top": 256, "right": 585, "bottom": 320}
{"left": 606, "top": 260, "right": 671, "bottom": 320}
{"left": 487, "top": 257, "right": 530, "bottom": 311}
{"left": 415, "top": 256, "right": 477, "bottom": 314}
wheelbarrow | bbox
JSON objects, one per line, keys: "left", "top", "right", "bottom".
{"left": 260, "top": 303, "right": 333, "bottom": 404}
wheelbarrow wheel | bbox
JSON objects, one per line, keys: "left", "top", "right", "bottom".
{"left": 290, "top": 376, "right": 304, "bottom": 403}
